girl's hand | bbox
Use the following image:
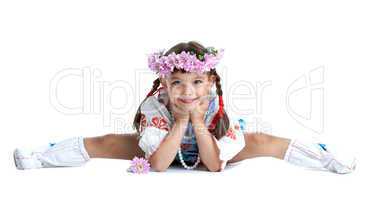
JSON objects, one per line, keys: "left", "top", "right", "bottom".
{"left": 190, "top": 95, "right": 210, "bottom": 123}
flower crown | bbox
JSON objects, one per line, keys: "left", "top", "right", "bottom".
{"left": 148, "top": 47, "right": 224, "bottom": 77}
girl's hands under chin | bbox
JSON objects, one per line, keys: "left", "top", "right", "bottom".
{"left": 169, "top": 95, "right": 210, "bottom": 123}
{"left": 189, "top": 95, "right": 210, "bottom": 123}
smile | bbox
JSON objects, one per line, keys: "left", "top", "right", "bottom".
{"left": 178, "top": 97, "right": 199, "bottom": 104}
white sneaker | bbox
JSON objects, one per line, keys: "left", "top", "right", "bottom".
{"left": 284, "top": 139, "right": 357, "bottom": 174}
{"left": 318, "top": 143, "right": 357, "bottom": 174}
{"left": 14, "top": 145, "right": 48, "bottom": 170}
{"left": 14, "top": 136, "right": 90, "bottom": 170}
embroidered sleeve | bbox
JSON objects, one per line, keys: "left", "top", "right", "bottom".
{"left": 139, "top": 126, "right": 169, "bottom": 159}
{"left": 212, "top": 117, "right": 247, "bottom": 170}
{"left": 137, "top": 96, "right": 172, "bottom": 159}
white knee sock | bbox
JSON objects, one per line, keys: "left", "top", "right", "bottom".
{"left": 14, "top": 136, "right": 91, "bottom": 170}
{"left": 284, "top": 139, "right": 356, "bottom": 174}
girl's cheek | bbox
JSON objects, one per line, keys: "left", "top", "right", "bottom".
{"left": 168, "top": 94, "right": 178, "bottom": 105}
{"left": 168, "top": 90, "right": 179, "bottom": 102}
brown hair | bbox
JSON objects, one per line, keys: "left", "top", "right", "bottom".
{"left": 133, "top": 41, "right": 230, "bottom": 140}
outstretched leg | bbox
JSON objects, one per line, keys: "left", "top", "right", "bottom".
{"left": 228, "top": 132, "right": 290, "bottom": 162}
{"left": 14, "top": 133, "right": 144, "bottom": 170}
{"left": 84, "top": 133, "right": 144, "bottom": 159}
{"left": 227, "top": 132, "right": 356, "bottom": 174}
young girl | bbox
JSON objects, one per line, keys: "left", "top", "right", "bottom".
{"left": 13, "top": 41, "right": 356, "bottom": 173}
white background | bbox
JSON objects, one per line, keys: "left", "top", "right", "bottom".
{"left": 0, "top": 0, "right": 370, "bottom": 199}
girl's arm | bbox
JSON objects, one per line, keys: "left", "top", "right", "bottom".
{"left": 192, "top": 120, "right": 222, "bottom": 172}
{"left": 148, "top": 119, "right": 189, "bottom": 172}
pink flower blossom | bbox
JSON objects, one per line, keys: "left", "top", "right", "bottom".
{"left": 147, "top": 48, "right": 224, "bottom": 77}
{"left": 127, "top": 156, "right": 151, "bottom": 174}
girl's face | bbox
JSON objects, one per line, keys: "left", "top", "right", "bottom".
{"left": 161, "top": 71, "right": 216, "bottom": 112}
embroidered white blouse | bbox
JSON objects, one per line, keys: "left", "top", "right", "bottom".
{"left": 138, "top": 87, "right": 247, "bottom": 170}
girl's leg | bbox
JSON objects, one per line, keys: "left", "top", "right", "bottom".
{"left": 227, "top": 133, "right": 290, "bottom": 162}
{"left": 84, "top": 133, "right": 144, "bottom": 159}
{"left": 227, "top": 133, "right": 356, "bottom": 174}
{"left": 14, "top": 133, "right": 144, "bottom": 170}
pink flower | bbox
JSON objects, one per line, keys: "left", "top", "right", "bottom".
{"left": 127, "top": 156, "right": 151, "bottom": 174}
{"left": 147, "top": 48, "right": 224, "bottom": 77}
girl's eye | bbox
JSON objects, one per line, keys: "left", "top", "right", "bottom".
{"left": 194, "top": 80, "right": 203, "bottom": 84}
{"left": 171, "top": 80, "right": 181, "bottom": 86}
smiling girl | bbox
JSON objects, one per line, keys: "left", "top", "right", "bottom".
{"left": 13, "top": 41, "right": 356, "bottom": 173}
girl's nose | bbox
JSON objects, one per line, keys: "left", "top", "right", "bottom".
{"left": 182, "top": 84, "right": 195, "bottom": 96}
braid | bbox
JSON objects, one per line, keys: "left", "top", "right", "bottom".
{"left": 214, "top": 73, "right": 223, "bottom": 96}
{"left": 133, "top": 78, "right": 161, "bottom": 136}
{"left": 146, "top": 78, "right": 161, "bottom": 97}
{"left": 209, "top": 70, "right": 230, "bottom": 140}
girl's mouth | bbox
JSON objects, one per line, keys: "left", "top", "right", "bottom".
{"left": 178, "top": 97, "right": 198, "bottom": 104}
